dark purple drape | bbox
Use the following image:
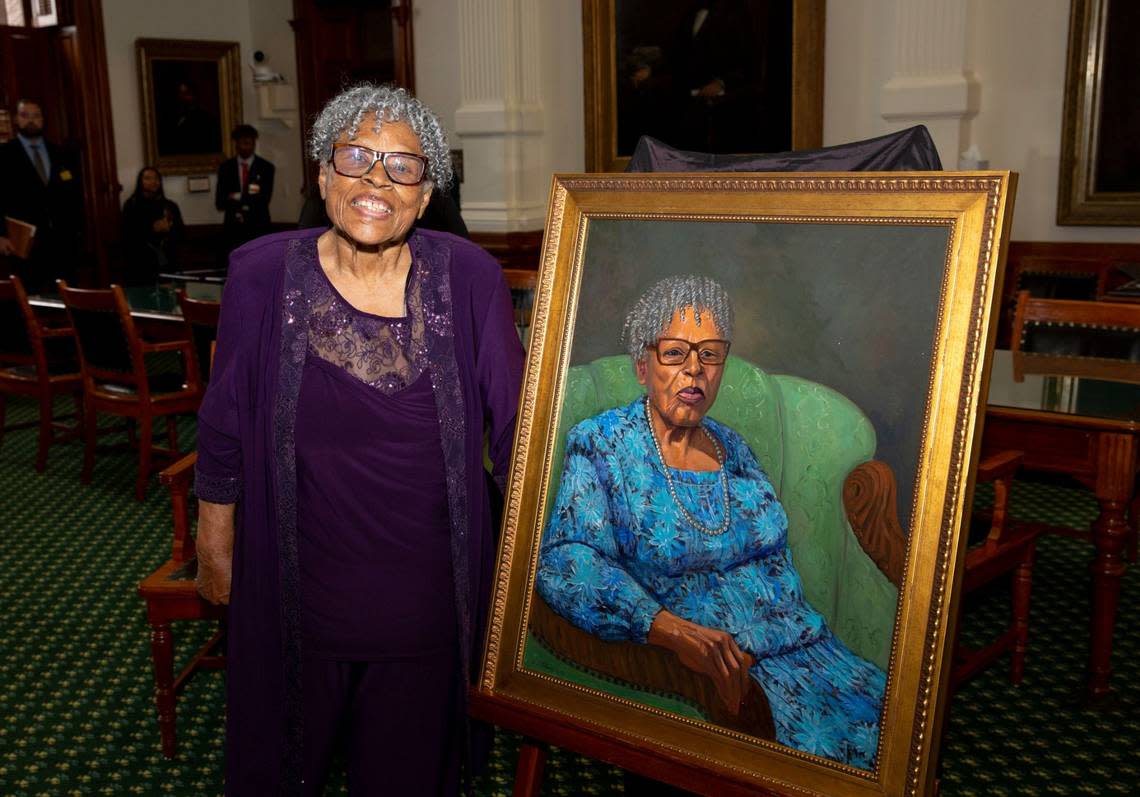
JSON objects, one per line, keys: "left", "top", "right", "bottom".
{"left": 625, "top": 125, "right": 943, "bottom": 173}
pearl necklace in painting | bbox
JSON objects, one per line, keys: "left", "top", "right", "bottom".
{"left": 644, "top": 396, "right": 732, "bottom": 536}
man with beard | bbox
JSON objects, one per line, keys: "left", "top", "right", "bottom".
{"left": 0, "top": 99, "right": 84, "bottom": 291}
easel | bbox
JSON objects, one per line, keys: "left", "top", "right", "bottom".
{"left": 469, "top": 691, "right": 782, "bottom": 797}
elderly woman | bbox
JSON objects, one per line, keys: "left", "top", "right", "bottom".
{"left": 193, "top": 84, "right": 524, "bottom": 795}
{"left": 536, "top": 275, "right": 885, "bottom": 769}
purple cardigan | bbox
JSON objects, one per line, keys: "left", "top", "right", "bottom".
{"left": 195, "top": 226, "right": 524, "bottom": 794}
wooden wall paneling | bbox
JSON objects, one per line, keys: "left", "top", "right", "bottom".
{"left": 1, "top": 0, "right": 119, "bottom": 285}
{"left": 291, "top": 0, "right": 415, "bottom": 193}
{"left": 64, "top": 0, "right": 120, "bottom": 286}
{"left": 469, "top": 230, "right": 544, "bottom": 271}
{"left": 996, "top": 240, "right": 1140, "bottom": 348}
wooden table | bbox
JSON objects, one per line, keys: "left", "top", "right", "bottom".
{"left": 29, "top": 285, "right": 187, "bottom": 341}
{"left": 983, "top": 350, "right": 1138, "bottom": 702}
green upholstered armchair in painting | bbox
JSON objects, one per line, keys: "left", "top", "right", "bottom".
{"left": 525, "top": 354, "right": 907, "bottom": 738}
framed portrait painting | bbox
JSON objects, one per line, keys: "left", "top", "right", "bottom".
{"left": 1057, "top": 0, "right": 1140, "bottom": 225}
{"left": 136, "top": 38, "right": 243, "bottom": 175}
{"left": 474, "top": 172, "right": 1017, "bottom": 796}
{"left": 583, "top": 0, "right": 826, "bottom": 172}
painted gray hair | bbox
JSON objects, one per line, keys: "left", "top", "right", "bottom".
{"left": 308, "top": 83, "right": 453, "bottom": 190}
{"left": 622, "top": 275, "right": 735, "bottom": 365}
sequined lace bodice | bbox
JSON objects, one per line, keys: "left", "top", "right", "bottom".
{"left": 305, "top": 256, "right": 428, "bottom": 394}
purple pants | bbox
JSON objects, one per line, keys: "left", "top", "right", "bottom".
{"left": 302, "top": 653, "right": 461, "bottom": 796}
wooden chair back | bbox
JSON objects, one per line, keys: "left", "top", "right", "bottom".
{"left": 1010, "top": 290, "right": 1140, "bottom": 384}
{"left": 57, "top": 281, "right": 150, "bottom": 394}
{"left": 0, "top": 277, "right": 36, "bottom": 365}
{"left": 176, "top": 290, "right": 221, "bottom": 383}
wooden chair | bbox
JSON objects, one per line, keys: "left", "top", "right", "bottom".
{"left": 1010, "top": 289, "right": 1140, "bottom": 560}
{"left": 1011, "top": 290, "right": 1140, "bottom": 384}
{"left": 175, "top": 290, "right": 221, "bottom": 386}
{"left": 138, "top": 452, "right": 227, "bottom": 758}
{"left": 57, "top": 281, "right": 201, "bottom": 501}
{"left": 0, "top": 275, "right": 84, "bottom": 471}
{"left": 950, "top": 450, "right": 1039, "bottom": 691}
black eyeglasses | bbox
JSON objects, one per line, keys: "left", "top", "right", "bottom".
{"left": 650, "top": 338, "right": 731, "bottom": 366}
{"left": 330, "top": 144, "right": 429, "bottom": 185}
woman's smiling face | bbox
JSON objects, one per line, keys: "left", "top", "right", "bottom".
{"left": 319, "top": 114, "right": 432, "bottom": 248}
{"left": 637, "top": 307, "right": 727, "bottom": 430}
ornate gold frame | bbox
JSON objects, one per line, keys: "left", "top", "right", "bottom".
{"left": 136, "top": 38, "right": 243, "bottom": 176}
{"left": 1057, "top": 0, "right": 1140, "bottom": 225}
{"left": 477, "top": 172, "right": 1017, "bottom": 796}
{"left": 583, "top": 0, "right": 826, "bottom": 172}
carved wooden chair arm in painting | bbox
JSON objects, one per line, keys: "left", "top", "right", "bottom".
{"left": 529, "top": 593, "right": 777, "bottom": 740}
{"left": 842, "top": 460, "right": 907, "bottom": 588}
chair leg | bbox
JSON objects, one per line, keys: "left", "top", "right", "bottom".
{"left": 136, "top": 415, "right": 153, "bottom": 502}
{"left": 165, "top": 415, "right": 179, "bottom": 454}
{"left": 35, "top": 391, "right": 53, "bottom": 473}
{"left": 1010, "top": 553, "right": 1034, "bottom": 686}
{"left": 147, "top": 617, "right": 179, "bottom": 758}
{"left": 82, "top": 400, "right": 97, "bottom": 484}
{"left": 72, "top": 391, "right": 84, "bottom": 438}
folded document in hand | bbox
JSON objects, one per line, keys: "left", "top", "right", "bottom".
{"left": 4, "top": 217, "right": 36, "bottom": 259}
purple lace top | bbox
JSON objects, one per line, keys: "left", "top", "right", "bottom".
{"left": 296, "top": 255, "right": 456, "bottom": 659}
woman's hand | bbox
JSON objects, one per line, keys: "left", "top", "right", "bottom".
{"left": 648, "top": 610, "right": 754, "bottom": 714}
{"left": 196, "top": 500, "right": 235, "bottom": 605}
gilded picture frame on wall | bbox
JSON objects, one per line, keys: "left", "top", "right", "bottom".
{"left": 583, "top": 0, "right": 826, "bottom": 172}
{"left": 1057, "top": 0, "right": 1140, "bottom": 225}
{"left": 473, "top": 172, "right": 1017, "bottom": 796}
{"left": 136, "top": 38, "right": 243, "bottom": 176}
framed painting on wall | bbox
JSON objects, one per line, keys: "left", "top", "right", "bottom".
{"left": 1057, "top": 0, "right": 1140, "bottom": 225}
{"left": 473, "top": 171, "right": 1017, "bottom": 796}
{"left": 583, "top": 0, "right": 826, "bottom": 172}
{"left": 136, "top": 38, "right": 243, "bottom": 176}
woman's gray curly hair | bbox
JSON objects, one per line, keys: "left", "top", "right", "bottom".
{"left": 308, "top": 83, "right": 453, "bottom": 190}
{"left": 622, "top": 275, "right": 735, "bottom": 365}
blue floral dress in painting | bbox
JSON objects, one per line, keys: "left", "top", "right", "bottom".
{"left": 536, "top": 399, "right": 886, "bottom": 769}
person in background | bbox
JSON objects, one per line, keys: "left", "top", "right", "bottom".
{"left": 193, "top": 83, "right": 524, "bottom": 795}
{"left": 120, "top": 166, "right": 184, "bottom": 285}
{"left": 0, "top": 98, "right": 84, "bottom": 291}
{"left": 215, "top": 123, "right": 274, "bottom": 259}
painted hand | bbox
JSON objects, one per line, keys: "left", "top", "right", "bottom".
{"left": 648, "top": 609, "right": 754, "bottom": 713}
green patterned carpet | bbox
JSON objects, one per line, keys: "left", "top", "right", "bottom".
{"left": 0, "top": 395, "right": 1136, "bottom": 796}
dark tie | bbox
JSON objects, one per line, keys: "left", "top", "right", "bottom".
{"left": 31, "top": 145, "right": 48, "bottom": 185}
{"left": 240, "top": 161, "right": 249, "bottom": 192}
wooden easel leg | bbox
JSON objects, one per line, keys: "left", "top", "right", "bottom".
{"left": 512, "top": 739, "right": 548, "bottom": 797}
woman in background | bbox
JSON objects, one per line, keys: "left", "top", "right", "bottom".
{"left": 120, "top": 166, "right": 183, "bottom": 285}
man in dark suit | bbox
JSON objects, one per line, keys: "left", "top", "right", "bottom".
{"left": 215, "top": 124, "right": 275, "bottom": 259}
{"left": 0, "top": 99, "right": 85, "bottom": 291}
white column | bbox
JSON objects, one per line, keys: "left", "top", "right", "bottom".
{"left": 878, "top": 0, "right": 977, "bottom": 169}
{"left": 454, "top": 0, "right": 547, "bottom": 232}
